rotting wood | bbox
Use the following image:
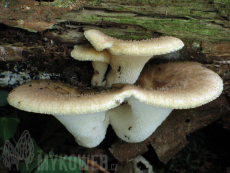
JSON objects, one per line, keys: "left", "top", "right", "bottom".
{"left": 0, "top": 0, "right": 230, "bottom": 167}
{"left": 0, "top": 0, "right": 229, "bottom": 42}
{"left": 0, "top": 0, "right": 87, "bottom": 32}
{"left": 0, "top": 43, "right": 94, "bottom": 88}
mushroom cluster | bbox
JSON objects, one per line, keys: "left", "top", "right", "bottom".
{"left": 71, "top": 29, "right": 184, "bottom": 87}
{"left": 7, "top": 61, "right": 223, "bottom": 148}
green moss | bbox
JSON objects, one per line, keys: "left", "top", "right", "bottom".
{"left": 99, "top": 15, "right": 228, "bottom": 41}
{"left": 41, "top": 0, "right": 84, "bottom": 8}
{"left": 80, "top": 12, "right": 228, "bottom": 41}
{"left": 112, "top": 34, "right": 150, "bottom": 40}
{"left": 214, "top": 0, "right": 230, "bottom": 20}
{"left": 58, "top": 0, "right": 230, "bottom": 42}
{"left": 113, "top": 6, "right": 125, "bottom": 10}
{"left": 86, "top": 0, "right": 101, "bottom": 6}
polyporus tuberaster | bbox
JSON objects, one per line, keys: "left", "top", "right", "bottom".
{"left": 83, "top": 29, "right": 184, "bottom": 87}
{"left": 7, "top": 62, "right": 223, "bottom": 147}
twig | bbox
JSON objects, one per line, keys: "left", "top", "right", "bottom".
{"left": 87, "top": 159, "right": 109, "bottom": 173}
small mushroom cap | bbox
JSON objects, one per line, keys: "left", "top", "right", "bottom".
{"left": 71, "top": 45, "right": 110, "bottom": 86}
{"left": 71, "top": 45, "right": 110, "bottom": 63}
{"left": 135, "top": 61, "right": 223, "bottom": 109}
{"left": 84, "top": 29, "right": 184, "bottom": 56}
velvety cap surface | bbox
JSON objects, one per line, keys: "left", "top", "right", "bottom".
{"left": 135, "top": 62, "right": 223, "bottom": 109}
{"left": 7, "top": 80, "right": 130, "bottom": 115}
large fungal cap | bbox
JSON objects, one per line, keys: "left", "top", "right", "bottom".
{"left": 108, "top": 62, "right": 223, "bottom": 143}
{"left": 135, "top": 61, "right": 223, "bottom": 109}
{"left": 7, "top": 80, "right": 130, "bottom": 148}
{"left": 7, "top": 80, "right": 126, "bottom": 115}
{"left": 71, "top": 45, "right": 111, "bottom": 86}
{"left": 84, "top": 29, "right": 184, "bottom": 86}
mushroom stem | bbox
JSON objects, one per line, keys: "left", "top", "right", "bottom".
{"left": 106, "top": 55, "right": 152, "bottom": 87}
{"left": 91, "top": 61, "right": 108, "bottom": 86}
{"left": 70, "top": 45, "right": 110, "bottom": 86}
{"left": 53, "top": 112, "right": 109, "bottom": 148}
{"left": 107, "top": 97, "right": 172, "bottom": 143}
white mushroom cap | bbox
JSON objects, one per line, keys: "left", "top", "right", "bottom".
{"left": 84, "top": 30, "right": 114, "bottom": 51}
{"left": 71, "top": 45, "right": 110, "bottom": 63}
{"left": 110, "top": 36, "right": 183, "bottom": 56}
{"left": 84, "top": 29, "right": 184, "bottom": 56}
{"left": 71, "top": 45, "right": 111, "bottom": 86}
{"left": 7, "top": 63, "right": 223, "bottom": 145}
{"left": 7, "top": 80, "right": 124, "bottom": 115}
{"left": 84, "top": 29, "right": 184, "bottom": 86}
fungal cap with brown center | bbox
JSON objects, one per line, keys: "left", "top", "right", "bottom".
{"left": 135, "top": 61, "right": 223, "bottom": 109}
{"left": 108, "top": 61, "right": 223, "bottom": 143}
